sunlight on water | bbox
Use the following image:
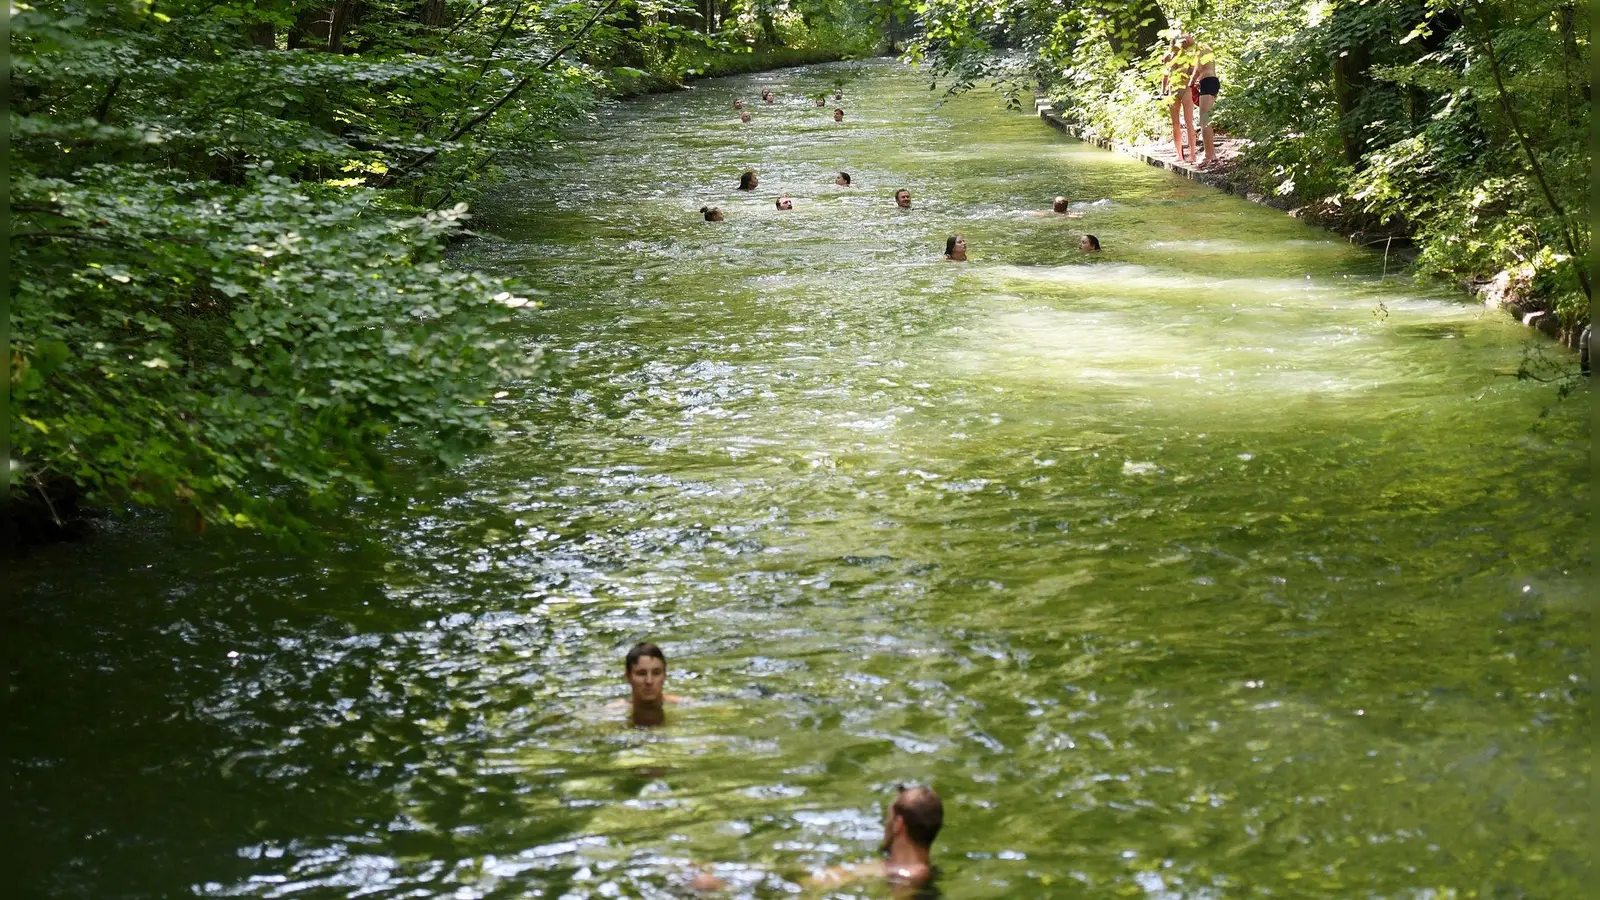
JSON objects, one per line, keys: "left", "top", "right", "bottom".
{"left": 5, "top": 59, "right": 1587, "bottom": 900}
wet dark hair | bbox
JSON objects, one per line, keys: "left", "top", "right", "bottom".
{"left": 838, "top": 172, "right": 851, "bottom": 185}
{"left": 1052, "top": 196, "right": 1069, "bottom": 213}
{"left": 738, "top": 170, "right": 757, "bottom": 191}
{"left": 1082, "top": 234, "right": 1101, "bottom": 250}
{"left": 700, "top": 206, "right": 721, "bottom": 221}
{"left": 944, "top": 234, "right": 962, "bottom": 257}
{"left": 893, "top": 786, "right": 943, "bottom": 848}
{"left": 625, "top": 642, "right": 666, "bottom": 672}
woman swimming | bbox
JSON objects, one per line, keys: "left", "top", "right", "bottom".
{"left": 944, "top": 234, "right": 968, "bottom": 262}
{"left": 738, "top": 170, "right": 759, "bottom": 191}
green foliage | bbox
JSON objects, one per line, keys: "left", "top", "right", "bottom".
{"left": 8, "top": 0, "right": 884, "bottom": 540}
{"left": 903, "top": 0, "right": 1590, "bottom": 326}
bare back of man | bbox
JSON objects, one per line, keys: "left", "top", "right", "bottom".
{"left": 802, "top": 786, "right": 942, "bottom": 896}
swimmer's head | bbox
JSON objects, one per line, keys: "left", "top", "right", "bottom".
{"left": 762, "top": 89, "right": 774, "bottom": 102}
{"left": 944, "top": 234, "right": 967, "bottom": 261}
{"left": 815, "top": 97, "right": 826, "bottom": 107}
{"left": 1080, "top": 234, "right": 1101, "bottom": 252}
{"left": 733, "top": 98, "right": 745, "bottom": 109}
{"left": 739, "top": 170, "right": 759, "bottom": 190}
{"left": 836, "top": 171, "right": 852, "bottom": 186}
{"left": 624, "top": 642, "right": 667, "bottom": 705}
{"left": 700, "top": 205, "right": 723, "bottom": 222}
{"left": 833, "top": 107, "right": 844, "bottom": 122}
{"left": 739, "top": 110, "right": 752, "bottom": 123}
{"left": 834, "top": 88, "right": 843, "bottom": 99}
{"left": 776, "top": 195, "right": 793, "bottom": 211}
{"left": 882, "top": 785, "right": 943, "bottom": 853}
{"left": 894, "top": 189, "right": 911, "bottom": 208}
{"left": 1052, "top": 196, "right": 1070, "bottom": 213}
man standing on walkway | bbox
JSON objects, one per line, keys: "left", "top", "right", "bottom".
{"left": 1182, "top": 34, "right": 1222, "bottom": 168}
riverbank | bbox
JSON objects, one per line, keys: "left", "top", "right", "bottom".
{"left": 1033, "top": 97, "right": 1587, "bottom": 358}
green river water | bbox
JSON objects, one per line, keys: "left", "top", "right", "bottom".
{"left": 5, "top": 59, "right": 1590, "bottom": 899}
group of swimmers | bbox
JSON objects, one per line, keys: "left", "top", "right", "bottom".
{"left": 733, "top": 86, "right": 846, "bottom": 125}
{"left": 616, "top": 641, "right": 943, "bottom": 895}
{"left": 703, "top": 84, "right": 1104, "bottom": 261}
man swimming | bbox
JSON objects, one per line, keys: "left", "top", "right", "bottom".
{"left": 1029, "top": 196, "right": 1075, "bottom": 217}
{"left": 733, "top": 98, "right": 745, "bottom": 110}
{"left": 806, "top": 785, "right": 943, "bottom": 893}
{"left": 833, "top": 107, "right": 845, "bottom": 122}
{"left": 618, "top": 641, "right": 682, "bottom": 727}
{"left": 739, "top": 110, "right": 752, "bottom": 123}
{"left": 894, "top": 189, "right": 911, "bottom": 209}
{"left": 738, "top": 170, "right": 759, "bottom": 191}
{"left": 775, "top": 195, "right": 794, "bottom": 211}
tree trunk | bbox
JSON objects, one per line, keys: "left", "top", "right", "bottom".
{"left": 248, "top": 22, "right": 276, "bottom": 49}
{"left": 328, "top": 0, "right": 355, "bottom": 52}
{"left": 422, "top": 0, "right": 448, "bottom": 27}
{"left": 1104, "top": 0, "right": 1165, "bottom": 60}
{"left": 1332, "top": 45, "right": 1372, "bottom": 165}
{"left": 287, "top": 7, "right": 331, "bottom": 49}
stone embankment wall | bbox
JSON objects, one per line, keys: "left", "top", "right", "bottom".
{"left": 1033, "top": 97, "right": 1589, "bottom": 369}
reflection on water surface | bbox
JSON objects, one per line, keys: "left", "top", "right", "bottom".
{"left": 5, "top": 59, "right": 1587, "bottom": 899}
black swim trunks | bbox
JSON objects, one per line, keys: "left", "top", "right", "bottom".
{"left": 1198, "top": 76, "right": 1221, "bottom": 97}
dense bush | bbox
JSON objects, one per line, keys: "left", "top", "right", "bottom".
{"left": 8, "top": 0, "right": 882, "bottom": 542}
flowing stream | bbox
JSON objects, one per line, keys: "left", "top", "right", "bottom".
{"left": 6, "top": 59, "right": 1588, "bottom": 899}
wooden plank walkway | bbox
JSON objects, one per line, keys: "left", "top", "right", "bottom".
{"left": 1034, "top": 97, "right": 1288, "bottom": 212}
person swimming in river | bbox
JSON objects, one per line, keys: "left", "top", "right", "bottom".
{"left": 803, "top": 785, "right": 944, "bottom": 895}
{"left": 738, "top": 170, "right": 759, "bottom": 191}
{"left": 1080, "top": 234, "right": 1101, "bottom": 252}
{"left": 739, "top": 110, "right": 752, "bottom": 124}
{"left": 775, "top": 195, "right": 794, "bottom": 211}
{"left": 761, "top": 89, "right": 775, "bottom": 104}
{"left": 1030, "top": 196, "right": 1077, "bottom": 217}
{"left": 943, "top": 234, "right": 967, "bottom": 262}
{"left": 815, "top": 97, "right": 827, "bottom": 107}
{"left": 609, "top": 642, "right": 683, "bottom": 728}
{"left": 733, "top": 98, "right": 745, "bottom": 110}
{"left": 833, "top": 107, "right": 845, "bottom": 122}
{"left": 894, "top": 188, "right": 912, "bottom": 209}
{"left": 700, "top": 206, "right": 723, "bottom": 222}
{"left": 835, "top": 171, "right": 852, "bottom": 187}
